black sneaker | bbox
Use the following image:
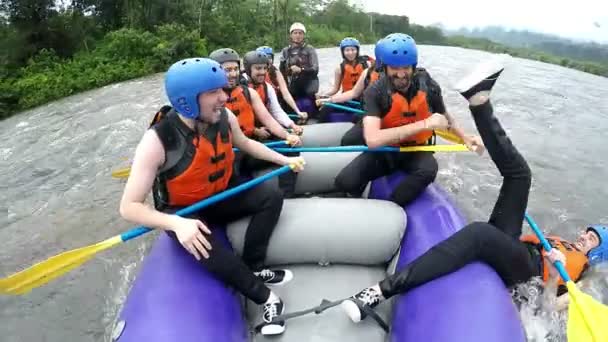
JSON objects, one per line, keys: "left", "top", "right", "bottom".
{"left": 340, "top": 286, "right": 383, "bottom": 323}
{"left": 261, "top": 297, "right": 285, "bottom": 335}
{"left": 454, "top": 56, "right": 507, "bottom": 100}
{"left": 255, "top": 269, "right": 293, "bottom": 286}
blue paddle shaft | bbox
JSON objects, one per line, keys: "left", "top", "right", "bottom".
{"left": 272, "top": 146, "right": 398, "bottom": 153}
{"left": 233, "top": 140, "right": 285, "bottom": 152}
{"left": 324, "top": 102, "right": 365, "bottom": 114}
{"left": 120, "top": 165, "right": 293, "bottom": 242}
{"left": 346, "top": 100, "right": 361, "bottom": 106}
{"left": 524, "top": 213, "right": 571, "bottom": 282}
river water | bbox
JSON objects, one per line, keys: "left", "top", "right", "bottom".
{"left": 1, "top": 45, "right": 607, "bottom": 341}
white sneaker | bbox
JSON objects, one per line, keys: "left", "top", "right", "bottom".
{"left": 260, "top": 297, "right": 285, "bottom": 335}
{"left": 454, "top": 55, "right": 509, "bottom": 99}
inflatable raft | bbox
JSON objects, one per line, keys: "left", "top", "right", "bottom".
{"left": 296, "top": 97, "right": 360, "bottom": 124}
{"left": 113, "top": 123, "right": 525, "bottom": 342}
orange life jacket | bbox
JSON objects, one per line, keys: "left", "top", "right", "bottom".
{"left": 265, "top": 69, "right": 280, "bottom": 92}
{"left": 250, "top": 81, "right": 269, "bottom": 107}
{"left": 224, "top": 85, "right": 255, "bottom": 137}
{"left": 380, "top": 90, "right": 434, "bottom": 146}
{"left": 520, "top": 234, "right": 589, "bottom": 286}
{"left": 340, "top": 58, "right": 368, "bottom": 92}
{"left": 367, "top": 70, "right": 381, "bottom": 86}
{"left": 364, "top": 67, "right": 382, "bottom": 90}
{"left": 152, "top": 109, "right": 235, "bottom": 209}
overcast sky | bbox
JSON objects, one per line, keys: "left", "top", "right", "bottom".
{"left": 354, "top": 0, "right": 608, "bottom": 43}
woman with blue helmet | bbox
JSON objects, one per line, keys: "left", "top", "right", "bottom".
{"left": 339, "top": 55, "right": 608, "bottom": 323}
{"left": 335, "top": 33, "right": 480, "bottom": 207}
{"left": 330, "top": 38, "right": 386, "bottom": 143}
{"left": 256, "top": 46, "right": 308, "bottom": 122}
{"left": 319, "top": 37, "right": 371, "bottom": 99}
{"left": 119, "top": 57, "right": 305, "bottom": 336}
{"left": 315, "top": 37, "right": 375, "bottom": 123}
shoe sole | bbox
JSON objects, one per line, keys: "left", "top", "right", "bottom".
{"left": 453, "top": 55, "right": 509, "bottom": 94}
{"left": 261, "top": 304, "right": 286, "bottom": 335}
{"left": 266, "top": 269, "right": 294, "bottom": 286}
{"left": 340, "top": 300, "right": 362, "bottom": 323}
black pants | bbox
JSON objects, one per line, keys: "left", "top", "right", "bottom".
{"left": 167, "top": 177, "right": 283, "bottom": 304}
{"left": 289, "top": 76, "right": 319, "bottom": 98}
{"left": 379, "top": 100, "right": 539, "bottom": 298}
{"left": 235, "top": 137, "right": 299, "bottom": 198}
{"left": 340, "top": 120, "right": 365, "bottom": 146}
{"left": 335, "top": 147, "right": 439, "bottom": 207}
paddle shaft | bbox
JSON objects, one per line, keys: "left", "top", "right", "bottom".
{"left": 234, "top": 140, "right": 285, "bottom": 152}
{"left": 324, "top": 102, "right": 365, "bottom": 114}
{"left": 120, "top": 165, "right": 293, "bottom": 242}
{"left": 272, "top": 145, "right": 468, "bottom": 153}
{"left": 524, "top": 213, "right": 571, "bottom": 282}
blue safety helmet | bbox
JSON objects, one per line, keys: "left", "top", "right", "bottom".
{"left": 587, "top": 225, "right": 608, "bottom": 266}
{"left": 164, "top": 58, "right": 228, "bottom": 119}
{"left": 256, "top": 46, "right": 274, "bottom": 62}
{"left": 375, "top": 33, "right": 418, "bottom": 68}
{"left": 339, "top": 37, "right": 360, "bottom": 60}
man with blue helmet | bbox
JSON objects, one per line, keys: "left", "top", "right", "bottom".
{"left": 339, "top": 56, "right": 607, "bottom": 323}
{"left": 119, "top": 58, "right": 305, "bottom": 335}
{"left": 335, "top": 33, "right": 481, "bottom": 207}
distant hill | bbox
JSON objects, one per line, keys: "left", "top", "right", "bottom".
{"left": 445, "top": 26, "right": 608, "bottom": 65}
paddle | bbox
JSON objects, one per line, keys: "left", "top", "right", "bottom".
{"left": 323, "top": 102, "right": 365, "bottom": 114}
{"left": 111, "top": 140, "right": 289, "bottom": 179}
{"left": 113, "top": 144, "right": 470, "bottom": 179}
{"left": 271, "top": 144, "right": 469, "bottom": 153}
{"left": 524, "top": 213, "right": 608, "bottom": 342}
{"left": 0, "top": 165, "right": 295, "bottom": 295}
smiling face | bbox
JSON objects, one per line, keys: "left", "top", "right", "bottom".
{"left": 386, "top": 65, "right": 414, "bottom": 92}
{"left": 250, "top": 63, "right": 268, "bottom": 84}
{"left": 221, "top": 61, "right": 240, "bottom": 88}
{"left": 197, "top": 88, "right": 227, "bottom": 123}
{"left": 343, "top": 46, "right": 358, "bottom": 62}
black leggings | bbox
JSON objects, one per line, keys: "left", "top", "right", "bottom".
{"left": 379, "top": 100, "right": 539, "bottom": 298}
{"left": 235, "top": 137, "right": 299, "bottom": 198}
{"left": 335, "top": 149, "right": 439, "bottom": 207}
{"left": 167, "top": 177, "right": 283, "bottom": 304}
{"left": 340, "top": 120, "right": 365, "bottom": 146}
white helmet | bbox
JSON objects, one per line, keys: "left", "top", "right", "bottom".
{"left": 289, "top": 22, "right": 306, "bottom": 34}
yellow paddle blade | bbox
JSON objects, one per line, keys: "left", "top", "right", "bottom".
{"left": 435, "top": 130, "right": 465, "bottom": 144}
{"left": 111, "top": 167, "right": 131, "bottom": 179}
{"left": 399, "top": 144, "right": 469, "bottom": 153}
{"left": 0, "top": 236, "right": 122, "bottom": 295}
{"left": 566, "top": 281, "right": 608, "bottom": 342}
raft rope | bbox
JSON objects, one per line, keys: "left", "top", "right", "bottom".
{"left": 254, "top": 298, "right": 389, "bottom": 333}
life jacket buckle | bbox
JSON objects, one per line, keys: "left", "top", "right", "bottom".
{"left": 208, "top": 169, "right": 225, "bottom": 182}
{"left": 210, "top": 153, "right": 226, "bottom": 164}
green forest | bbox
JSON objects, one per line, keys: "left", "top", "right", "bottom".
{"left": 1, "top": 0, "right": 606, "bottom": 119}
